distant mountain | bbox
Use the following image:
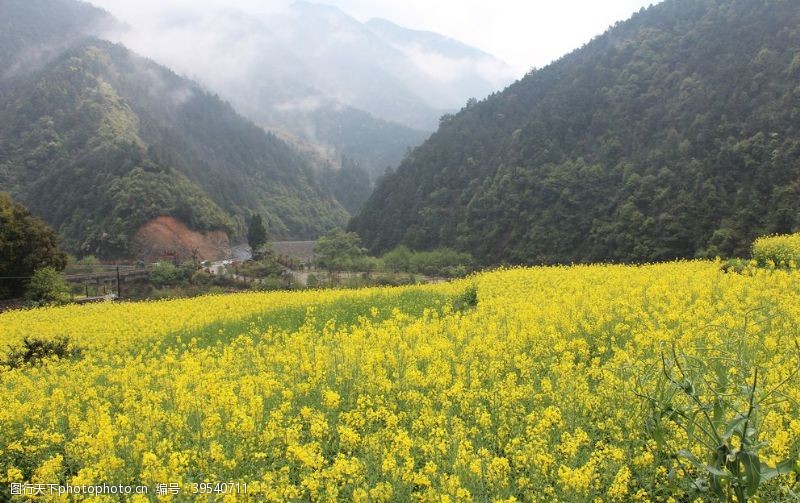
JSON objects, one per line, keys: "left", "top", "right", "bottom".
{"left": 0, "top": 0, "right": 350, "bottom": 258}
{"left": 0, "top": 0, "right": 115, "bottom": 77}
{"left": 234, "top": 84, "right": 431, "bottom": 179}
{"left": 350, "top": 0, "right": 800, "bottom": 264}
{"left": 271, "top": 1, "right": 444, "bottom": 131}
{"left": 268, "top": 105, "right": 429, "bottom": 181}
{"left": 98, "top": 1, "right": 515, "bottom": 177}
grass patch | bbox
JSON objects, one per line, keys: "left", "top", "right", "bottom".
{"left": 156, "top": 289, "right": 457, "bottom": 353}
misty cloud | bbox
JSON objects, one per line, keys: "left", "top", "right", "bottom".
{"left": 90, "top": 1, "right": 513, "bottom": 131}
{"left": 390, "top": 44, "right": 516, "bottom": 90}
{"left": 273, "top": 96, "right": 327, "bottom": 113}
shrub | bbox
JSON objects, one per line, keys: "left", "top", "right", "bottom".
{"left": 452, "top": 284, "right": 478, "bottom": 311}
{"left": 2, "top": 337, "right": 82, "bottom": 370}
{"left": 372, "top": 275, "right": 414, "bottom": 287}
{"left": 442, "top": 264, "right": 470, "bottom": 278}
{"left": 190, "top": 270, "right": 213, "bottom": 286}
{"left": 752, "top": 233, "right": 800, "bottom": 268}
{"left": 720, "top": 258, "right": 752, "bottom": 275}
{"left": 71, "top": 255, "right": 103, "bottom": 272}
{"left": 381, "top": 247, "right": 474, "bottom": 276}
{"left": 150, "top": 262, "right": 194, "bottom": 287}
{"left": 383, "top": 246, "right": 413, "bottom": 272}
{"left": 235, "top": 258, "right": 283, "bottom": 278}
{"left": 250, "top": 276, "right": 294, "bottom": 292}
{"left": 24, "top": 267, "right": 70, "bottom": 306}
{"left": 352, "top": 256, "right": 383, "bottom": 274}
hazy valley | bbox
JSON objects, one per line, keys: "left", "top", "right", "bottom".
{"left": 0, "top": 0, "right": 517, "bottom": 260}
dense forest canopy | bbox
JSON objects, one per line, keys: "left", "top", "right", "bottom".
{"left": 0, "top": 40, "right": 349, "bottom": 256}
{"left": 350, "top": 0, "right": 800, "bottom": 265}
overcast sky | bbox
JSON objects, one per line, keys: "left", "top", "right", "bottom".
{"left": 90, "top": 0, "right": 662, "bottom": 75}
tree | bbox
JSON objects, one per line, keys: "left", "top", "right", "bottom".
{"left": 0, "top": 193, "right": 68, "bottom": 299}
{"left": 24, "top": 267, "right": 70, "bottom": 306}
{"left": 247, "top": 214, "right": 269, "bottom": 258}
{"left": 314, "top": 229, "right": 367, "bottom": 278}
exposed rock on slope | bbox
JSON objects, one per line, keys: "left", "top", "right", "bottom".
{"left": 131, "top": 216, "right": 230, "bottom": 261}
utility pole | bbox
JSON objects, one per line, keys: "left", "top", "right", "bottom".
{"left": 116, "top": 266, "right": 122, "bottom": 299}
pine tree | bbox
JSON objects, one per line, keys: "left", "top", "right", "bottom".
{"left": 247, "top": 214, "right": 268, "bottom": 256}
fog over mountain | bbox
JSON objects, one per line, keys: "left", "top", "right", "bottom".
{"left": 0, "top": 0, "right": 117, "bottom": 78}
{"left": 87, "top": 0, "right": 516, "bottom": 176}
{"left": 365, "top": 18, "right": 515, "bottom": 110}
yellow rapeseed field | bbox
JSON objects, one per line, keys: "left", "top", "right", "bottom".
{"left": 1, "top": 262, "right": 799, "bottom": 501}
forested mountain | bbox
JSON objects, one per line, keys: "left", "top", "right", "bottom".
{"left": 0, "top": 0, "right": 349, "bottom": 257}
{"left": 351, "top": 0, "right": 800, "bottom": 264}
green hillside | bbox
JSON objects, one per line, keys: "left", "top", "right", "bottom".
{"left": 0, "top": 0, "right": 354, "bottom": 258}
{"left": 0, "top": 40, "right": 349, "bottom": 256}
{"left": 350, "top": 0, "right": 800, "bottom": 264}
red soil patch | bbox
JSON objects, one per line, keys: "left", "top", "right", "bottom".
{"left": 131, "top": 216, "right": 230, "bottom": 261}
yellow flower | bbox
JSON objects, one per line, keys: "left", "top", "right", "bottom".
{"left": 337, "top": 425, "right": 361, "bottom": 453}
{"left": 608, "top": 466, "right": 631, "bottom": 500}
{"left": 323, "top": 389, "right": 341, "bottom": 409}
{"left": 486, "top": 457, "right": 511, "bottom": 490}
{"left": 1, "top": 262, "right": 798, "bottom": 500}
{"left": 5, "top": 467, "right": 24, "bottom": 483}
{"left": 369, "top": 482, "right": 393, "bottom": 502}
